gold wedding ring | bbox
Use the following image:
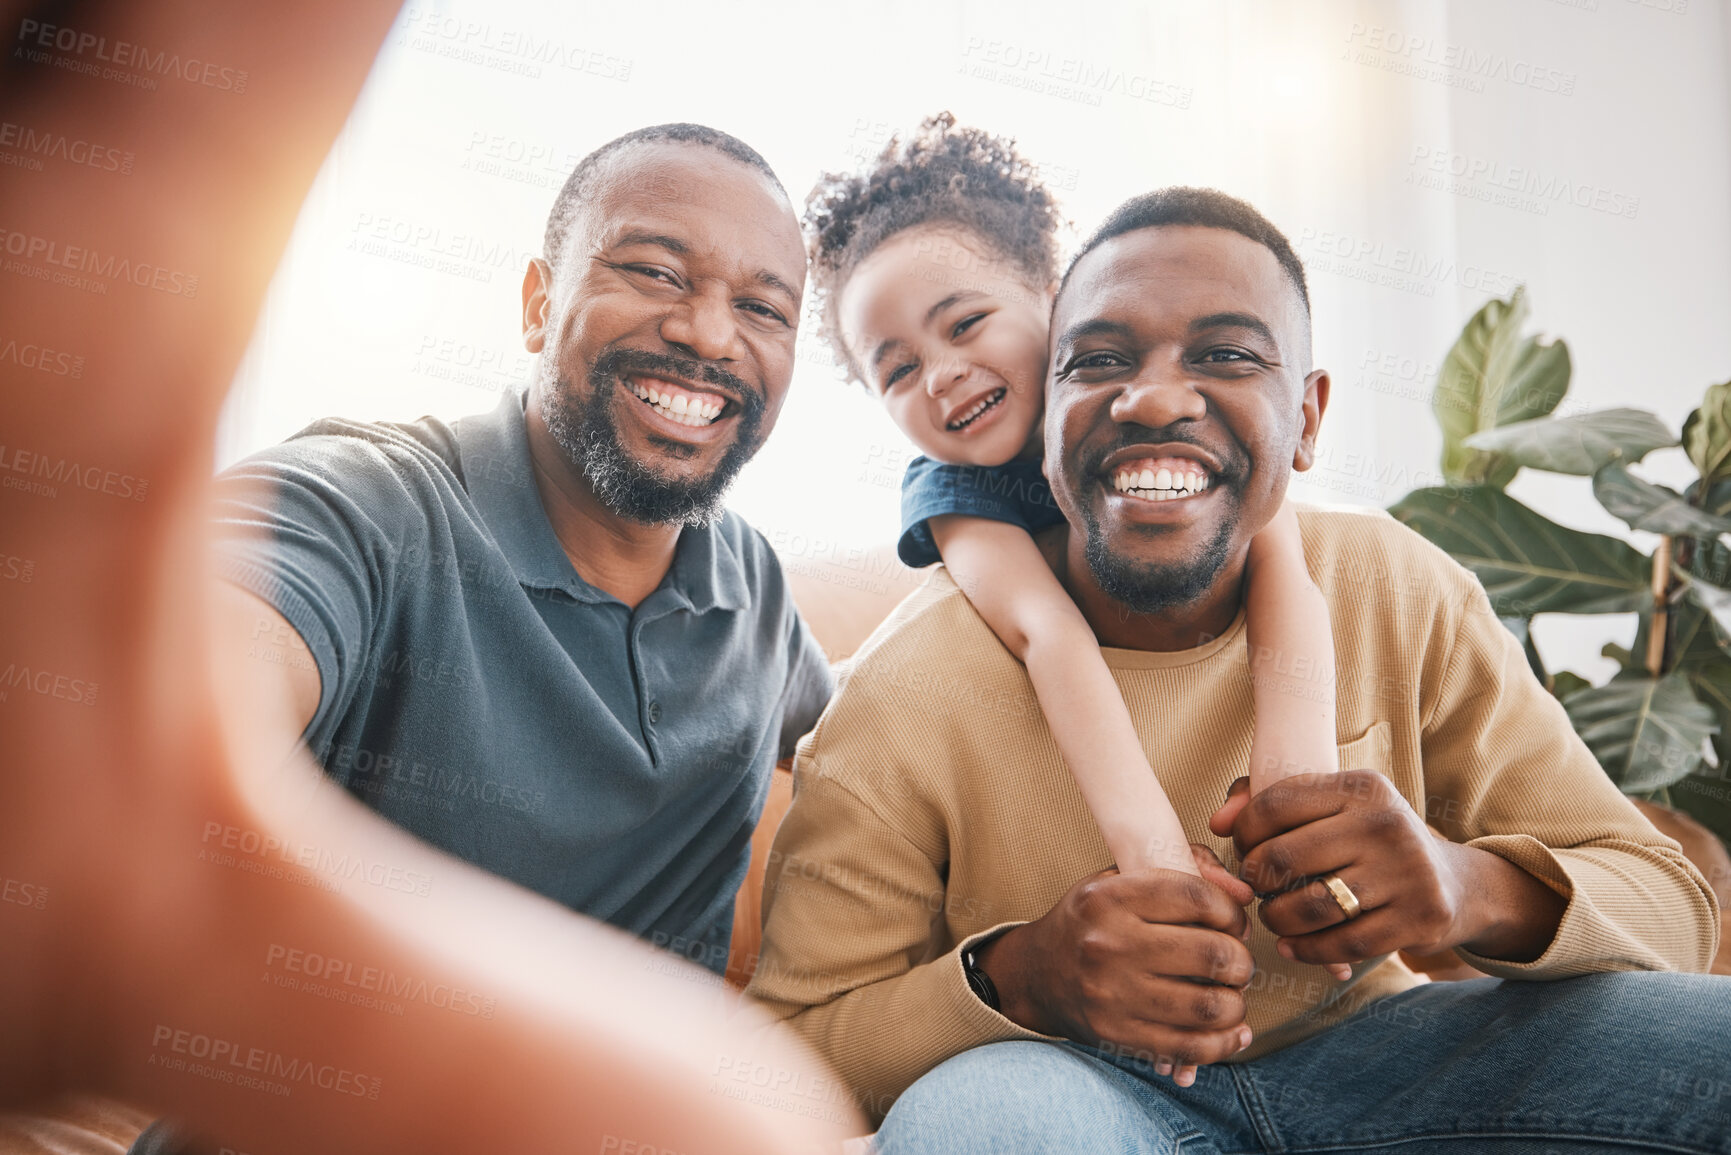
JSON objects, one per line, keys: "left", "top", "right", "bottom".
{"left": 1322, "top": 874, "right": 1362, "bottom": 920}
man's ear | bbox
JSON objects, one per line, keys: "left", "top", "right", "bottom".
{"left": 522, "top": 257, "right": 553, "bottom": 353}
{"left": 1292, "top": 369, "right": 1330, "bottom": 472}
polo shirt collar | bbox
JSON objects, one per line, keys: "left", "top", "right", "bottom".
{"left": 454, "top": 388, "right": 749, "bottom": 613}
{"left": 665, "top": 510, "right": 752, "bottom": 614}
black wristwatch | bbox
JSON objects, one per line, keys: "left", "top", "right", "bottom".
{"left": 961, "top": 940, "right": 1001, "bottom": 1011}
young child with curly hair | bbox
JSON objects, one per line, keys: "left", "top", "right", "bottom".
{"left": 803, "top": 118, "right": 1345, "bottom": 1085}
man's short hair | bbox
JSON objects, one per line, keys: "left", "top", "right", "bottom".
{"left": 1060, "top": 187, "right": 1309, "bottom": 316}
{"left": 543, "top": 123, "right": 786, "bottom": 274}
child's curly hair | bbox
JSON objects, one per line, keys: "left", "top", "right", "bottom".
{"left": 804, "top": 112, "right": 1064, "bottom": 384}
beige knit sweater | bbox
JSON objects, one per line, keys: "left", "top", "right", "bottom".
{"left": 746, "top": 507, "right": 1722, "bottom": 1121}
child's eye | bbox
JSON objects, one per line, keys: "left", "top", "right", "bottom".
{"left": 883, "top": 362, "right": 916, "bottom": 390}
{"left": 951, "top": 313, "right": 987, "bottom": 339}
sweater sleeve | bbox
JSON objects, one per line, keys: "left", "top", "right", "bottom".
{"left": 1418, "top": 574, "right": 1721, "bottom": 977}
{"left": 744, "top": 744, "right": 1046, "bottom": 1120}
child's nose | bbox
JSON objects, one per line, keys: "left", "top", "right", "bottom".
{"left": 923, "top": 359, "right": 966, "bottom": 397}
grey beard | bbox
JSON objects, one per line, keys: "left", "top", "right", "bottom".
{"left": 1081, "top": 501, "right": 1238, "bottom": 614}
{"left": 538, "top": 354, "right": 764, "bottom": 528}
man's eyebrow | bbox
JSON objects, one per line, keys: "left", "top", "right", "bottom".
{"left": 1053, "top": 318, "right": 1133, "bottom": 359}
{"left": 754, "top": 269, "right": 800, "bottom": 305}
{"left": 608, "top": 230, "right": 689, "bottom": 254}
{"left": 1191, "top": 311, "right": 1277, "bottom": 345}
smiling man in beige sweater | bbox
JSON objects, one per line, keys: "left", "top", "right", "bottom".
{"left": 746, "top": 188, "right": 1729, "bottom": 1154}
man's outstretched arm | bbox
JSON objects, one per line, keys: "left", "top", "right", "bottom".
{"left": 216, "top": 584, "right": 321, "bottom": 741}
{"left": 0, "top": 3, "right": 860, "bottom": 1151}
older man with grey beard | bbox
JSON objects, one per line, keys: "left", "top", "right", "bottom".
{"left": 131, "top": 122, "right": 832, "bottom": 1155}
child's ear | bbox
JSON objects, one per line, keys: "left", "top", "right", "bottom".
{"left": 1292, "top": 369, "right": 1331, "bottom": 472}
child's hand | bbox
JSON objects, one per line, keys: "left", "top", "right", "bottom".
{"left": 1147, "top": 846, "right": 1258, "bottom": 1089}
{"left": 1209, "top": 775, "right": 1254, "bottom": 840}
{"left": 1188, "top": 844, "right": 1255, "bottom": 918}
{"left": 1154, "top": 843, "right": 1345, "bottom": 1089}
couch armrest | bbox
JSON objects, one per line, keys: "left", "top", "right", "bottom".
{"left": 726, "top": 760, "right": 796, "bottom": 988}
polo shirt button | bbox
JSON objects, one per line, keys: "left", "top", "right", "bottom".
{"left": 647, "top": 701, "right": 662, "bottom": 725}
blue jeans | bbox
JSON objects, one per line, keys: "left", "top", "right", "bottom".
{"left": 876, "top": 973, "right": 1731, "bottom": 1154}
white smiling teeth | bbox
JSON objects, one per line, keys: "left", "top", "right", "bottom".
{"left": 1112, "top": 466, "right": 1213, "bottom": 500}
{"left": 630, "top": 381, "right": 724, "bottom": 427}
{"left": 947, "top": 387, "right": 1008, "bottom": 431}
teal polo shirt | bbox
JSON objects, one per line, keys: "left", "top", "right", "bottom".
{"left": 212, "top": 388, "right": 833, "bottom": 972}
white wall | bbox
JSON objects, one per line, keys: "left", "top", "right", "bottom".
{"left": 219, "top": 0, "right": 1731, "bottom": 679}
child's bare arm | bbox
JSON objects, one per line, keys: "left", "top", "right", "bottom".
{"left": 1242, "top": 503, "right": 1339, "bottom": 793}
{"left": 929, "top": 515, "right": 1199, "bottom": 876}
{"left": 1242, "top": 502, "right": 1350, "bottom": 982}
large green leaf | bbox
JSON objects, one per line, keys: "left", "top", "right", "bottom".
{"left": 1683, "top": 510, "right": 1731, "bottom": 631}
{"left": 1603, "top": 640, "right": 1639, "bottom": 672}
{"left": 1679, "top": 641, "right": 1731, "bottom": 769}
{"left": 1685, "top": 571, "right": 1731, "bottom": 640}
{"left": 1662, "top": 600, "right": 1731, "bottom": 847}
{"left": 1678, "top": 508, "right": 1731, "bottom": 635}
{"left": 1671, "top": 599, "right": 1731, "bottom": 670}
{"left": 1684, "top": 477, "right": 1731, "bottom": 520}
{"left": 1433, "top": 288, "right": 1572, "bottom": 488}
{"left": 1462, "top": 408, "right": 1675, "bottom": 477}
{"left": 1680, "top": 486, "right": 1731, "bottom": 638}
{"left": 1389, "top": 486, "right": 1651, "bottom": 616}
{"left": 1681, "top": 380, "right": 1731, "bottom": 488}
{"left": 1670, "top": 603, "right": 1731, "bottom": 784}
{"left": 1563, "top": 672, "right": 1717, "bottom": 792}
{"left": 1593, "top": 465, "right": 1731, "bottom": 537}
{"left": 1550, "top": 670, "right": 1593, "bottom": 701}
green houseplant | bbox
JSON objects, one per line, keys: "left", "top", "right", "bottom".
{"left": 1386, "top": 287, "right": 1731, "bottom": 854}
